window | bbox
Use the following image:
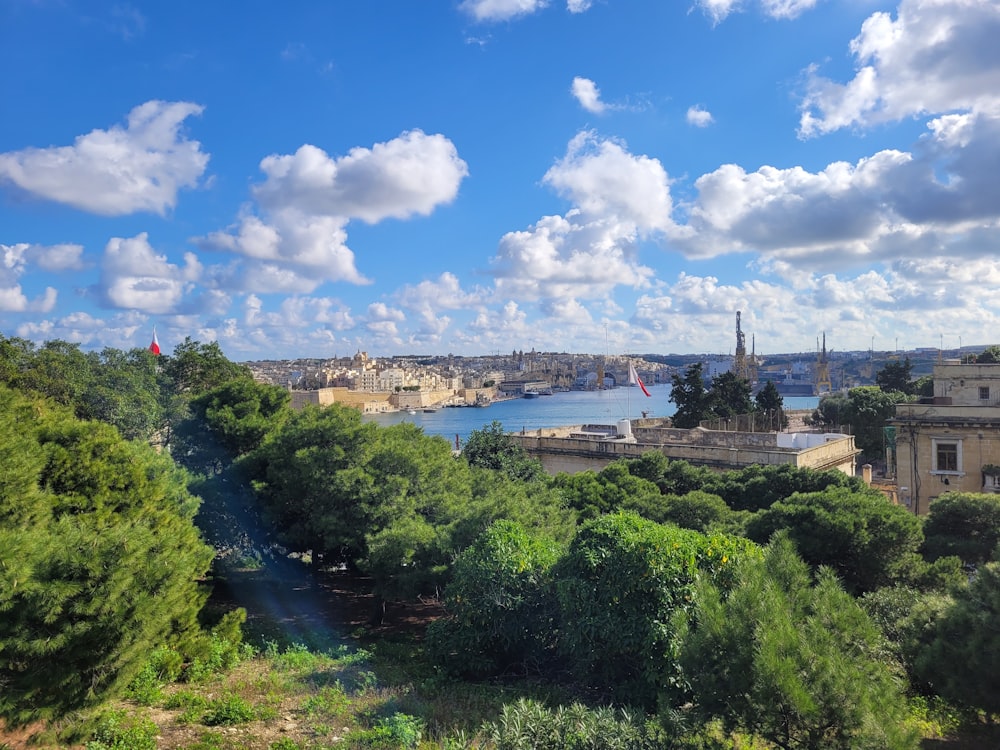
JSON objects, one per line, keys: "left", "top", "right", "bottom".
{"left": 937, "top": 443, "right": 958, "bottom": 472}
{"left": 932, "top": 439, "right": 962, "bottom": 474}
{"left": 980, "top": 386, "right": 990, "bottom": 400}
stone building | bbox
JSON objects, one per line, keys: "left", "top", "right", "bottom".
{"left": 509, "top": 417, "right": 859, "bottom": 477}
{"left": 890, "top": 361, "right": 1000, "bottom": 514}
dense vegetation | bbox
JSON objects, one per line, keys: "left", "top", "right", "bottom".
{"left": 1, "top": 334, "right": 999, "bottom": 748}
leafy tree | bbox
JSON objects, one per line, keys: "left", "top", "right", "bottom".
{"left": 178, "top": 378, "right": 290, "bottom": 471}
{"left": 709, "top": 370, "right": 753, "bottom": 419}
{"left": 551, "top": 461, "right": 662, "bottom": 519}
{"left": 921, "top": 492, "right": 1000, "bottom": 568}
{"left": 554, "top": 511, "right": 759, "bottom": 707}
{"left": 620, "top": 452, "right": 716, "bottom": 496}
{"left": 358, "top": 422, "right": 476, "bottom": 604}
{"left": 622, "top": 489, "right": 745, "bottom": 534}
{"left": 813, "top": 386, "right": 910, "bottom": 460}
{"left": 670, "top": 363, "right": 712, "bottom": 428}
{"left": 915, "top": 562, "right": 1000, "bottom": 713}
{"left": 461, "top": 420, "right": 544, "bottom": 482}
{"left": 975, "top": 344, "right": 1000, "bottom": 363}
{"left": 426, "top": 520, "right": 562, "bottom": 677}
{"left": 82, "top": 347, "right": 164, "bottom": 442}
{"left": 677, "top": 535, "right": 919, "bottom": 750}
{"left": 754, "top": 379, "right": 788, "bottom": 429}
{"left": 0, "top": 386, "right": 213, "bottom": 724}
{"left": 242, "top": 404, "right": 377, "bottom": 566}
{"left": 876, "top": 357, "right": 914, "bottom": 394}
{"left": 745, "top": 486, "right": 924, "bottom": 594}
{"left": 706, "top": 463, "right": 865, "bottom": 513}
{"left": 810, "top": 391, "right": 851, "bottom": 429}
{"left": 159, "top": 337, "right": 251, "bottom": 396}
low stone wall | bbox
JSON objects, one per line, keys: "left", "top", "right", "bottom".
{"left": 509, "top": 425, "right": 859, "bottom": 477}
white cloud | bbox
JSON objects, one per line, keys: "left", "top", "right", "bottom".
{"left": 572, "top": 77, "right": 607, "bottom": 114}
{"left": 254, "top": 131, "right": 468, "bottom": 222}
{"left": 201, "top": 130, "right": 466, "bottom": 293}
{"left": 0, "top": 101, "right": 208, "bottom": 215}
{"left": 566, "top": 0, "right": 592, "bottom": 11}
{"left": 97, "top": 233, "right": 201, "bottom": 314}
{"left": 686, "top": 105, "right": 715, "bottom": 127}
{"left": 673, "top": 108, "right": 1000, "bottom": 271}
{"left": 799, "top": 0, "right": 1000, "bottom": 137}
{"left": 489, "top": 132, "right": 674, "bottom": 309}
{"left": 460, "top": 0, "right": 549, "bottom": 23}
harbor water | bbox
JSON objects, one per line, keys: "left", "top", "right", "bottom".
{"left": 363, "top": 385, "right": 820, "bottom": 449}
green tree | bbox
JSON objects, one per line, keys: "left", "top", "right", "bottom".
{"left": 876, "top": 357, "right": 914, "bottom": 394}
{"left": 709, "top": 370, "right": 753, "bottom": 419}
{"left": 242, "top": 404, "right": 377, "bottom": 566}
{"left": 554, "top": 511, "right": 759, "bottom": 707}
{"left": 915, "top": 562, "right": 1000, "bottom": 713}
{"left": 706, "top": 463, "right": 864, "bottom": 513}
{"left": 814, "top": 386, "right": 910, "bottom": 460}
{"left": 622, "top": 489, "right": 744, "bottom": 534}
{"left": 670, "top": 363, "right": 712, "bottom": 428}
{"left": 0, "top": 386, "right": 213, "bottom": 724}
{"left": 677, "top": 535, "right": 918, "bottom": 750}
{"left": 551, "top": 461, "right": 662, "bottom": 519}
{"left": 754, "top": 379, "right": 788, "bottom": 429}
{"left": 921, "top": 492, "right": 1000, "bottom": 568}
{"left": 620, "top": 452, "right": 716, "bottom": 497}
{"left": 84, "top": 347, "right": 164, "bottom": 442}
{"left": 745, "top": 486, "right": 924, "bottom": 594}
{"left": 180, "top": 378, "right": 290, "bottom": 470}
{"left": 975, "top": 344, "right": 1000, "bottom": 363}
{"left": 426, "top": 520, "right": 562, "bottom": 677}
{"left": 461, "top": 420, "right": 544, "bottom": 482}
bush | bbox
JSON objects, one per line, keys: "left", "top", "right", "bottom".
{"left": 202, "top": 694, "right": 256, "bottom": 726}
{"left": 554, "top": 512, "right": 758, "bottom": 707}
{"left": 85, "top": 710, "right": 158, "bottom": 750}
{"left": 481, "top": 698, "right": 658, "bottom": 750}
{"left": 427, "top": 520, "right": 562, "bottom": 677}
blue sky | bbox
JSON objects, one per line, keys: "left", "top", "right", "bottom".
{"left": 2, "top": 0, "right": 999, "bottom": 360}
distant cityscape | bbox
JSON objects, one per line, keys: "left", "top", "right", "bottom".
{"left": 244, "top": 340, "right": 977, "bottom": 406}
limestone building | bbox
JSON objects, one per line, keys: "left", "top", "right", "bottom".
{"left": 510, "top": 418, "right": 859, "bottom": 477}
{"left": 890, "top": 361, "right": 1000, "bottom": 514}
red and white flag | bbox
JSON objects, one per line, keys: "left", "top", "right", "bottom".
{"left": 629, "top": 362, "right": 652, "bottom": 397}
{"left": 149, "top": 329, "right": 161, "bottom": 356}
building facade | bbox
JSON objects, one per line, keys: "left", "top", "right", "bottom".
{"left": 510, "top": 419, "right": 859, "bottom": 477}
{"left": 890, "top": 362, "right": 1000, "bottom": 514}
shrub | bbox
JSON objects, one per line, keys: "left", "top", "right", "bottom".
{"left": 427, "top": 520, "right": 562, "bottom": 677}
{"left": 85, "top": 710, "right": 158, "bottom": 750}
{"left": 481, "top": 698, "right": 657, "bottom": 750}
{"left": 554, "top": 512, "right": 758, "bottom": 707}
{"left": 202, "top": 694, "right": 256, "bottom": 726}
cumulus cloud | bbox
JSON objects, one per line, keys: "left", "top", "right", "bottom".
{"left": 200, "top": 130, "right": 467, "bottom": 293}
{"left": 0, "top": 101, "right": 208, "bottom": 215}
{"left": 799, "top": 0, "right": 1000, "bottom": 137}
{"left": 0, "top": 243, "right": 64, "bottom": 312}
{"left": 572, "top": 77, "right": 607, "bottom": 114}
{"left": 673, "top": 107, "right": 1000, "bottom": 271}
{"left": 686, "top": 105, "right": 715, "bottom": 127}
{"left": 96, "top": 233, "right": 201, "bottom": 314}
{"left": 253, "top": 131, "right": 468, "bottom": 222}
{"left": 489, "top": 132, "right": 676, "bottom": 308}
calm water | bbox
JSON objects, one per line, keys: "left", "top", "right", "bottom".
{"left": 363, "top": 385, "right": 819, "bottom": 448}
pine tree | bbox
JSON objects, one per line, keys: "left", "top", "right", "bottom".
{"left": 0, "top": 386, "right": 213, "bottom": 724}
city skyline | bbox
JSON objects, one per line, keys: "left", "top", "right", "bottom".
{"left": 2, "top": 1, "right": 999, "bottom": 360}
